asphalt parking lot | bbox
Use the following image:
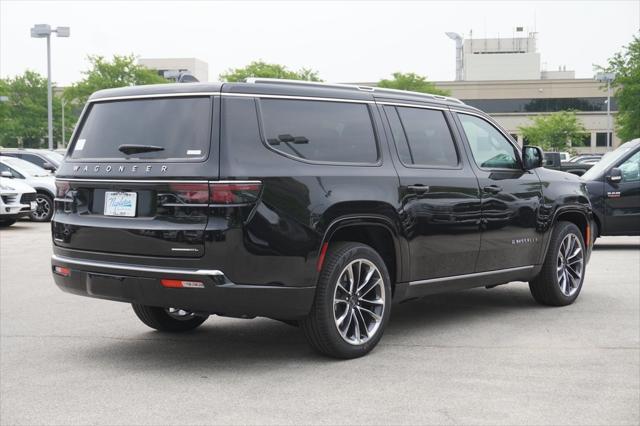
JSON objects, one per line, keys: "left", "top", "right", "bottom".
{"left": 1, "top": 221, "right": 638, "bottom": 425}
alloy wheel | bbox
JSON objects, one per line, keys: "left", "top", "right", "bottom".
{"left": 556, "top": 233, "right": 584, "bottom": 297}
{"left": 333, "top": 259, "right": 386, "bottom": 345}
{"left": 32, "top": 195, "right": 51, "bottom": 221}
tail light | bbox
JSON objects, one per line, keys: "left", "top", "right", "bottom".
{"left": 168, "top": 183, "right": 210, "bottom": 204}
{"left": 55, "top": 180, "right": 70, "bottom": 198}
{"left": 209, "top": 181, "right": 262, "bottom": 205}
{"left": 166, "top": 181, "right": 262, "bottom": 206}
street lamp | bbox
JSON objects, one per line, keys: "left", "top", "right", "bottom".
{"left": 595, "top": 71, "right": 616, "bottom": 148}
{"left": 30, "top": 24, "right": 70, "bottom": 150}
{"left": 60, "top": 97, "right": 66, "bottom": 148}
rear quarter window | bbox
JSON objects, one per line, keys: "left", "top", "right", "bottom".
{"left": 69, "top": 97, "right": 212, "bottom": 161}
{"left": 258, "top": 99, "right": 378, "bottom": 164}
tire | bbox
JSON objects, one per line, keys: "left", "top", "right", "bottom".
{"left": 301, "top": 242, "right": 392, "bottom": 359}
{"left": 0, "top": 220, "right": 16, "bottom": 227}
{"left": 31, "top": 193, "right": 53, "bottom": 222}
{"left": 529, "top": 221, "right": 586, "bottom": 306}
{"left": 132, "top": 304, "right": 209, "bottom": 332}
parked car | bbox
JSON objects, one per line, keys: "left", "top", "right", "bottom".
{"left": 0, "top": 177, "right": 36, "bottom": 227}
{"left": 557, "top": 152, "right": 571, "bottom": 162}
{"left": 51, "top": 80, "right": 594, "bottom": 358}
{"left": 0, "top": 156, "right": 56, "bottom": 222}
{"left": 582, "top": 139, "right": 640, "bottom": 237}
{"left": 0, "top": 148, "right": 63, "bottom": 172}
{"left": 544, "top": 152, "right": 593, "bottom": 176}
{"left": 569, "top": 154, "right": 603, "bottom": 164}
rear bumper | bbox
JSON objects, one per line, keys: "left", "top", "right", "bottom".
{"left": 51, "top": 254, "right": 315, "bottom": 320}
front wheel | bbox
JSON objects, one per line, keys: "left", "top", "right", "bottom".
{"left": 301, "top": 242, "right": 392, "bottom": 359}
{"left": 529, "top": 221, "right": 586, "bottom": 306}
{"left": 132, "top": 304, "right": 209, "bottom": 332}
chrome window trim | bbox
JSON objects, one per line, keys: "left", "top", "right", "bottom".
{"left": 51, "top": 254, "right": 224, "bottom": 277}
{"left": 88, "top": 92, "right": 221, "bottom": 103}
{"left": 409, "top": 265, "right": 534, "bottom": 286}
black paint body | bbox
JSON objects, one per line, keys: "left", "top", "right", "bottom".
{"left": 583, "top": 139, "right": 640, "bottom": 237}
{"left": 51, "top": 82, "right": 594, "bottom": 319}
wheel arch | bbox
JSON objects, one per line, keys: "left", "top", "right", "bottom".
{"left": 34, "top": 187, "right": 54, "bottom": 199}
{"left": 318, "top": 216, "right": 405, "bottom": 291}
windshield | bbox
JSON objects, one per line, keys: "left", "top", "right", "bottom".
{"left": 0, "top": 156, "right": 50, "bottom": 177}
{"left": 582, "top": 143, "right": 636, "bottom": 180}
{"left": 69, "top": 97, "right": 212, "bottom": 161}
{"left": 42, "top": 151, "right": 64, "bottom": 165}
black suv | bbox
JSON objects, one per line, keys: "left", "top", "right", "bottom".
{"left": 51, "top": 79, "right": 594, "bottom": 358}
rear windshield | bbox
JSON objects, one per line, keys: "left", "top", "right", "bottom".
{"left": 69, "top": 97, "right": 212, "bottom": 161}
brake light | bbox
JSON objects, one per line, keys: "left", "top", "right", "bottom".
{"left": 209, "top": 182, "right": 262, "bottom": 205}
{"left": 53, "top": 266, "right": 71, "bottom": 277}
{"left": 160, "top": 279, "right": 205, "bottom": 289}
{"left": 169, "top": 183, "right": 209, "bottom": 204}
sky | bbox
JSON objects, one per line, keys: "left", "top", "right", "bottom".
{"left": 1, "top": 0, "right": 638, "bottom": 86}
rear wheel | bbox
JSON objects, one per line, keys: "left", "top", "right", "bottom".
{"left": 529, "top": 222, "right": 586, "bottom": 306}
{"left": 31, "top": 193, "right": 53, "bottom": 222}
{"left": 132, "top": 304, "right": 209, "bottom": 332}
{"left": 301, "top": 242, "right": 392, "bottom": 359}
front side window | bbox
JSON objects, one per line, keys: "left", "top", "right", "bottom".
{"left": 619, "top": 151, "right": 640, "bottom": 182}
{"left": 21, "top": 154, "right": 47, "bottom": 168}
{"left": 458, "top": 113, "right": 520, "bottom": 170}
{"left": 259, "top": 99, "right": 378, "bottom": 164}
{"left": 386, "top": 106, "right": 459, "bottom": 168}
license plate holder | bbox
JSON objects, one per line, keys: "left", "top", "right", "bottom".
{"left": 104, "top": 191, "right": 137, "bottom": 217}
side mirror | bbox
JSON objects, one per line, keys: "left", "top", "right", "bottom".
{"left": 1, "top": 171, "right": 13, "bottom": 178}
{"left": 608, "top": 167, "right": 622, "bottom": 183}
{"left": 42, "top": 162, "right": 56, "bottom": 171}
{"left": 523, "top": 146, "right": 544, "bottom": 170}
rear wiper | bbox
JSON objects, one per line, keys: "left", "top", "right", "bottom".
{"left": 118, "top": 144, "right": 165, "bottom": 155}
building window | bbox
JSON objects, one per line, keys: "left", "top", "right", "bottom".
{"left": 596, "top": 132, "right": 613, "bottom": 147}
{"left": 463, "top": 97, "right": 618, "bottom": 113}
{"left": 571, "top": 133, "right": 591, "bottom": 147}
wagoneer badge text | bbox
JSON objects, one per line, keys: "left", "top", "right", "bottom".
{"left": 73, "top": 164, "right": 168, "bottom": 173}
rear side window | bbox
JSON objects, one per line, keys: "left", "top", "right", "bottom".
{"left": 259, "top": 99, "right": 378, "bottom": 164}
{"left": 385, "top": 106, "right": 458, "bottom": 168}
{"left": 70, "top": 97, "right": 212, "bottom": 161}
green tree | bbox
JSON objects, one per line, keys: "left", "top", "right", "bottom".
{"left": 600, "top": 33, "right": 640, "bottom": 141}
{"left": 64, "top": 54, "right": 167, "bottom": 105}
{"left": 219, "top": 60, "right": 322, "bottom": 82}
{"left": 518, "top": 111, "right": 587, "bottom": 151}
{"left": 377, "top": 72, "right": 450, "bottom": 95}
{"left": 0, "top": 71, "right": 73, "bottom": 148}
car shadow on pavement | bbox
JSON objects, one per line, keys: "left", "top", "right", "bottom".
{"left": 77, "top": 284, "right": 540, "bottom": 370}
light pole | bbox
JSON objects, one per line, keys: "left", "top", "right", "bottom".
{"left": 61, "top": 97, "right": 66, "bottom": 148}
{"left": 596, "top": 72, "right": 616, "bottom": 148}
{"left": 30, "top": 24, "right": 70, "bottom": 150}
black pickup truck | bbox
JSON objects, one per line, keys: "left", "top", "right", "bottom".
{"left": 544, "top": 152, "right": 593, "bottom": 176}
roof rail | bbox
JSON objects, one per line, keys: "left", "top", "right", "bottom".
{"left": 244, "top": 78, "right": 375, "bottom": 92}
{"left": 369, "top": 86, "right": 465, "bottom": 105}
{"left": 244, "top": 78, "right": 465, "bottom": 105}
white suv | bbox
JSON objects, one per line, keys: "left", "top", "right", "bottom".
{"left": 0, "top": 177, "right": 36, "bottom": 227}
